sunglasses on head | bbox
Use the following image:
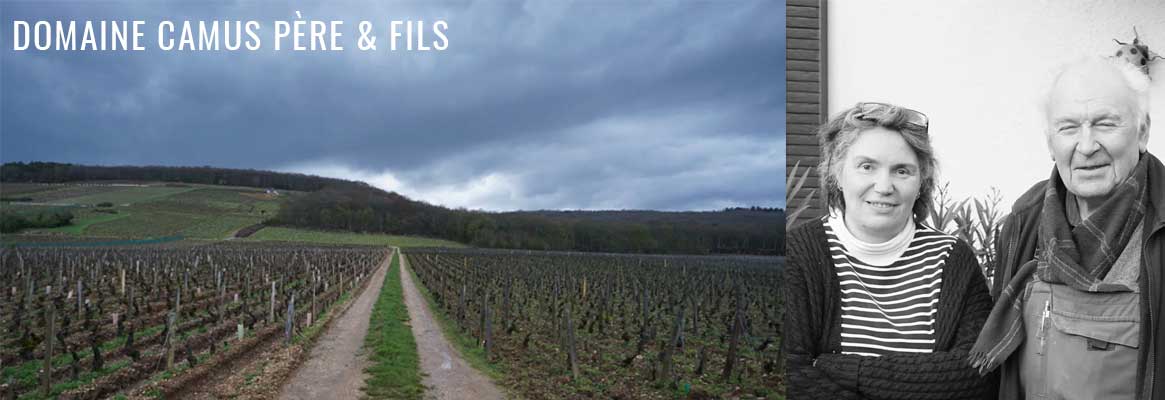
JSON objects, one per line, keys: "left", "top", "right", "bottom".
{"left": 853, "top": 102, "right": 929, "bottom": 134}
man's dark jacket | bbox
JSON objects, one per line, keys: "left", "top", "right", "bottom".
{"left": 990, "top": 153, "right": 1165, "bottom": 399}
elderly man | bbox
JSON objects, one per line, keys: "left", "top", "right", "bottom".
{"left": 970, "top": 56, "right": 1162, "bottom": 399}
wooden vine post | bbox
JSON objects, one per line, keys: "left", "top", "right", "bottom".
{"left": 285, "top": 294, "right": 296, "bottom": 345}
{"left": 269, "top": 280, "right": 276, "bottom": 323}
{"left": 41, "top": 286, "right": 54, "bottom": 397}
{"left": 565, "top": 304, "right": 580, "bottom": 381}
{"left": 722, "top": 282, "right": 743, "bottom": 381}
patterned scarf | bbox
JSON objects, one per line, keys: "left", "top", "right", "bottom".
{"left": 969, "top": 154, "right": 1149, "bottom": 374}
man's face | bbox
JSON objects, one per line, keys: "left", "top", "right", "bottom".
{"left": 1046, "top": 63, "right": 1147, "bottom": 202}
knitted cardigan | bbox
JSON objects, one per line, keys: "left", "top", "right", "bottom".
{"left": 784, "top": 219, "right": 996, "bottom": 399}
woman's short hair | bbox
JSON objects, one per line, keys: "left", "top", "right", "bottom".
{"left": 816, "top": 102, "right": 938, "bottom": 220}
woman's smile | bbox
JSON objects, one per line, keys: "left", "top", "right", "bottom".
{"left": 865, "top": 200, "right": 900, "bottom": 209}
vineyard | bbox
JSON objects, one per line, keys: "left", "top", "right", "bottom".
{"left": 0, "top": 244, "right": 387, "bottom": 399}
{"left": 404, "top": 248, "right": 783, "bottom": 399}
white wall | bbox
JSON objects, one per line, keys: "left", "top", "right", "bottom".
{"left": 827, "top": 0, "right": 1165, "bottom": 210}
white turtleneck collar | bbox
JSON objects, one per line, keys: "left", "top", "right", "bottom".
{"left": 826, "top": 209, "right": 916, "bottom": 267}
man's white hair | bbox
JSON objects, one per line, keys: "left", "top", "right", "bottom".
{"left": 1041, "top": 56, "right": 1152, "bottom": 135}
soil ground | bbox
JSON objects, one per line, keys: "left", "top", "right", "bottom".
{"left": 276, "top": 249, "right": 393, "bottom": 400}
{"left": 400, "top": 253, "right": 505, "bottom": 400}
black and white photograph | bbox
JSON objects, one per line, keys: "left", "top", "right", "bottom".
{"left": 786, "top": 1, "right": 1165, "bottom": 399}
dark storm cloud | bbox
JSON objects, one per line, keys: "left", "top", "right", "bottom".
{"left": 1, "top": 1, "right": 784, "bottom": 211}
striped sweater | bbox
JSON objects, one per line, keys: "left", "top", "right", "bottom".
{"left": 784, "top": 218, "right": 995, "bottom": 399}
{"left": 826, "top": 220, "right": 956, "bottom": 357}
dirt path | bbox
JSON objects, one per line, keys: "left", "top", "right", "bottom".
{"left": 399, "top": 252, "right": 506, "bottom": 400}
{"left": 276, "top": 249, "right": 393, "bottom": 400}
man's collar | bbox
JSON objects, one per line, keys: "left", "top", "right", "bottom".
{"left": 1066, "top": 192, "right": 1082, "bottom": 227}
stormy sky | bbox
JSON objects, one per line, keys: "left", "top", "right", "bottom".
{"left": 1, "top": 1, "right": 784, "bottom": 212}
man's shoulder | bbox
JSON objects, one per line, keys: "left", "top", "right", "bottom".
{"left": 1009, "top": 180, "right": 1048, "bottom": 216}
{"left": 1145, "top": 152, "right": 1165, "bottom": 209}
{"left": 997, "top": 180, "right": 1047, "bottom": 258}
{"left": 996, "top": 181, "right": 1047, "bottom": 242}
{"left": 992, "top": 180, "right": 1048, "bottom": 293}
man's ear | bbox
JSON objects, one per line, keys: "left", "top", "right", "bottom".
{"left": 1140, "top": 114, "right": 1152, "bottom": 153}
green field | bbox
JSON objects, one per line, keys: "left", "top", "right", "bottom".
{"left": 55, "top": 186, "right": 196, "bottom": 205}
{"left": 82, "top": 210, "right": 213, "bottom": 238}
{"left": 180, "top": 214, "right": 267, "bottom": 239}
{"left": 0, "top": 183, "right": 58, "bottom": 196}
{"left": 362, "top": 251, "right": 425, "bottom": 399}
{"left": 245, "top": 227, "right": 465, "bottom": 248}
{"left": 4, "top": 183, "right": 272, "bottom": 239}
{"left": 2, "top": 182, "right": 463, "bottom": 248}
{"left": 10, "top": 185, "right": 121, "bottom": 202}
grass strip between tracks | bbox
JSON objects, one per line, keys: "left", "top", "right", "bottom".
{"left": 362, "top": 251, "right": 424, "bottom": 399}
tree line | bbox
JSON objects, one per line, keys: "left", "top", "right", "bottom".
{"left": 1, "top": 162, "right": 342, "bottom": 192}
{"left": 2, "top": 162, "right": 784, "bottom": 255}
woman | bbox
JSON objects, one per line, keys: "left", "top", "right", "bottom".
{"left": 784, "top": 102, "right": 993, "bottom": 399}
